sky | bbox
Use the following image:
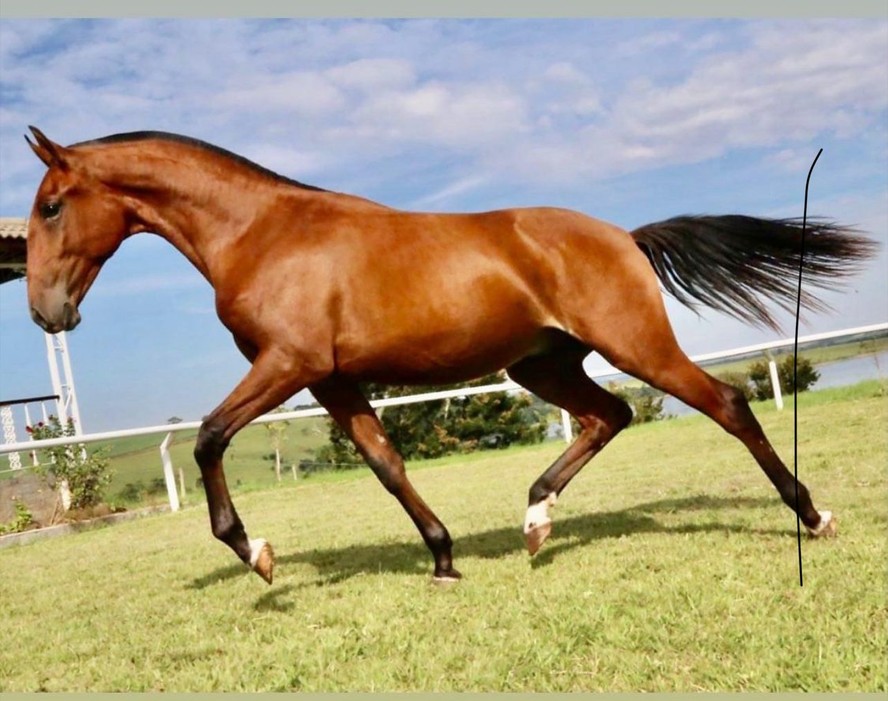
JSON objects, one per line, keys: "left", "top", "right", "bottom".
{"left": 0, "top": 17, "right": 886, "bottom": 434}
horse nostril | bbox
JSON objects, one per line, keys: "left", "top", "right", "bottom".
{"left": 30, "top": 306, "right": 49, "bottom": 331}
{"left": 62, "top": 302, "right": 81, "bottom": 330}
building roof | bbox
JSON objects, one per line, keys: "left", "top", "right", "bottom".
{"left": 0, "top": 218, "right": 27, "bottom": 285}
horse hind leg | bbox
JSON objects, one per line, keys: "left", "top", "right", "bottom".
{"left": 507, "top": 347, "right": 633, "bottom": 555}
{"left": 598, "top": 324, "right": 836, "bottom": 538}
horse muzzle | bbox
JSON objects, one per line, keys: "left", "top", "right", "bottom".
{"left": 30, "top": 301, "right": 81, "bottom": 334}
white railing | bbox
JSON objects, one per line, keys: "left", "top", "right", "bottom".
{"left": 1, "top": 321, "right": 885, "bottom": 513}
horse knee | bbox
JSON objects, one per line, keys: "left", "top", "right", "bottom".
{"left": 194, "top": 420, "right": 227, "bottom": 466}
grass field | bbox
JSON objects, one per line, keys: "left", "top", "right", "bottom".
{"left": 0, "top": 380, "right": 885, "bottom": 692}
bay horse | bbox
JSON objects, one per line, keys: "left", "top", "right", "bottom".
{"left": 24, "top": 127, "right": 875, "bottom": 585}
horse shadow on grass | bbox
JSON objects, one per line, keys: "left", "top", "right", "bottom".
{"left": 187, "top": 494, "right": 789, "bottom": 600}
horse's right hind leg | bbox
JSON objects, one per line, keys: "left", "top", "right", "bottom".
{"left": 605, "top": 341, "right": 836, "bottom": 538}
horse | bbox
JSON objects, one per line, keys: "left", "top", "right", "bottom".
{"left": 23, "top": 126, "right": 876, "bottom": 585}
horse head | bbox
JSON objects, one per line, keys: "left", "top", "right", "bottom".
{"left": 24, "top": 126, "right": 130, "bottom": 333}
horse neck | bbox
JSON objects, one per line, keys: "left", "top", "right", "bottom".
{"left": 92, "top": 143, "right": 289, "bottom": 284}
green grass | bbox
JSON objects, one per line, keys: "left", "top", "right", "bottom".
{"left": 104, "top": 417, "right": 330, "bottom": 502}
{"left": 0, "top": 381, "right": 885, "bottom": 692}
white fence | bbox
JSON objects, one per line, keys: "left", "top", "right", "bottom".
{"left": 1, "top": 322, "right": 885, "bottom": 512}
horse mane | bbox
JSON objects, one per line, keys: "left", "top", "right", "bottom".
{"left": 71, "top": 131, "right": 328, "bottom": 193}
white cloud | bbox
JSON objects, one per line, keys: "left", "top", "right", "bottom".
{"left": 324, "top": 58, "right": 416, "bottom": 92}
{"left": 334, "top": 80, "right": 529, "bottom": 150}
{"left": 214, "top": 71, "right": 347, "bottom": 118}
{"left": 408, "top": 174, "right": 488, "bottom": 209}
{"left": 1, "top": 19, "right": 886, "bottom": 204}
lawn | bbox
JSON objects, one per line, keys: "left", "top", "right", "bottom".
{"left": 0, "top": 380, "right": 885, "bottom": 691}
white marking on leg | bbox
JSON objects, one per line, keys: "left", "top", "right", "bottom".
{"left": 524, "top": 493, "right": 557, "bottom": 534}
{"left": 805, "top": 510, "right": 833, "bottom": 537}
{"left": 249, "top": 538, "right": 268, "bottom": 568}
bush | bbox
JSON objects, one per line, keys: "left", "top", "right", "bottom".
{"left": 27, "top": 416, "right": 113, "bottom": 510}
{"left": 748, "top": 355, "right": 820, "bottom": 401}
{"left": 316, "top": 373, "right": 548, "bottom": 465}
{"left": 607, "top": 382, "right": 666, "bottom": 425}
{"left": 0, "top": 499, "right": 34, "bottom": 535}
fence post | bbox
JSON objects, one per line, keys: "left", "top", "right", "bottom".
{"left": 561, "top": 408, "right": 573, "bottom": 443}
{"left": 766, "top": 352, "right": 784, "bottom": 410}
{"left": 159, "top": 432, "right": 180, "bottom": 512}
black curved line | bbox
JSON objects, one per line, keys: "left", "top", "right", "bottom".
{"left": 795, "top": 148, "right": 822, "bottom": 587}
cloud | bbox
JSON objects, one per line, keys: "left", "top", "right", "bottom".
{"left": 214, "top": 71, "right": 348, "bottom": 118}
{"left": 1, "top": 18, "right": 886, "bottom": 211}
{"left": 334, "top": 80, "right": 530, "bottom": 151}
{"left": 408, "top": 174, "right": 488, "bottom": 209}
{"left": 324, "top": 57, "right": 416, "bottom": 92}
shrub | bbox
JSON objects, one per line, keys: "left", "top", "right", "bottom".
{"left": 316, "top": 373, "right": 548, "bottom": 465}
{"left": 0, "top": 499, "right": 34, "bottom": 535}
{"left": 27, "top": 416, "right": 113, "bottom": 510}
{"left": 606, "top": 382, "right": 667, "bottom": 425}
{"left": 748, "top": 355, "right": 820, "bottom": 401}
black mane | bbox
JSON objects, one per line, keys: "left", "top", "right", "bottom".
{"left": 72, "top": 131, "right": 327, "bottom": 192}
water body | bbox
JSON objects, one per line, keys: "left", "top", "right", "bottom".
{"left": 661, "top": 350, "right": 888, "bottom": 418}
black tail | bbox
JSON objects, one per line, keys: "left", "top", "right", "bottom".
{"left": 631, "top": 215, "right": 878, "bottom": 330}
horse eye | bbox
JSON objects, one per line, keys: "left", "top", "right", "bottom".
{"left": 39, "top": 201, "right": 61, "bottom": 220}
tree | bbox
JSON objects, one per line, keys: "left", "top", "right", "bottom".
{"left": 315, "top": 373, "right": 547, "bottom": 467}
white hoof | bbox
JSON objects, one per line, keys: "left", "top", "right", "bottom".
{"left": 249, "top": 538, "right": 268, "bottom": 568}
{"left": 524, "top": 493, "right": 557, "bottom": 555}
{"left": 805, "top": 510, "right": 837, "bottom": 538}
{"left": 524, "top": 493, "right": 557, "bottom": 535}
{"left": 248, "top": 538, "right": 275, "bottom": 584}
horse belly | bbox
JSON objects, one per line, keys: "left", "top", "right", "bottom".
{"left": 334, "top": 294, "right": 551, "bottom": 385}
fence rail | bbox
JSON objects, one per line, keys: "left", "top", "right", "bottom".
{"left": 1, "top": 321, "right": 885, "bottom": 511}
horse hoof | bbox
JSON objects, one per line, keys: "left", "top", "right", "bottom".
{"left": 525, "top": 520, "right": 552, "bottom": 556}
{"left": 806, "top": 510, "right": 837, "bottom": 539}
{"left": 432, "top": 569, "right": 462, "bottom": 585}
{"left": 249, "top": 538, "right": 275, "bottom": 584}
{"left": 524, "top": 493, "right": 557, "bottom": 556}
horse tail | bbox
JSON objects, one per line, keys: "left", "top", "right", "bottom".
{"left": 630, "top": 214, "right": 878, "bottom": 330}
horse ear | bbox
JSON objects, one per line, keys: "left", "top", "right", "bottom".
{"left": 25, "top": 126, "right": 69, "bottom": 170}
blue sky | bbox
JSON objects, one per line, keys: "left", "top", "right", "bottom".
{"left": 0, "top": 18, "right": 886, "bottom": 433}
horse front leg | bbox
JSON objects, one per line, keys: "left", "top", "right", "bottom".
{"left": 194, "top": 349, "right": 310, "bottom": 584}
{"left": 311, "top": 376, "right": 461, "bottom": 582}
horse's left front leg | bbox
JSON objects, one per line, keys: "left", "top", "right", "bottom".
{"left": 194, "top": 349, "right": 310, "bottom": 584}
